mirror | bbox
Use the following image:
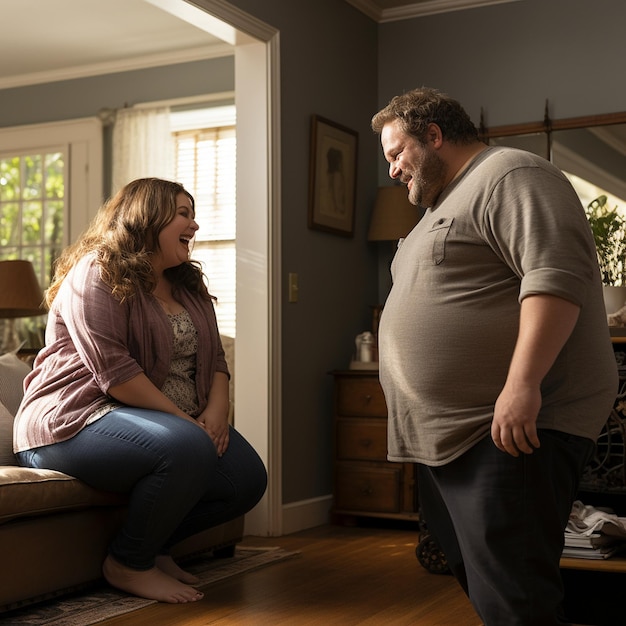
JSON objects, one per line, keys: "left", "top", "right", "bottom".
{"left": 489, "top": 132, "right": 549, "bottom": 160}
{"left": 552, "top": 123, "right": 626, "bottom": 207}
{"left": 483, "top": 111, "right": 626, "bottom": 210}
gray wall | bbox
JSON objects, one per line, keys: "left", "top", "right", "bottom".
{"left": 376, "top": 0, "right": 626, "bottom": 181}
{"left": 227, "top": 0, "right": 380, "bottom": 505}
{"left": 0, "top": 57, "right": 234, "bottom": 127}
{"left": 3, "top": 0, "right": 626, "bottom": 511}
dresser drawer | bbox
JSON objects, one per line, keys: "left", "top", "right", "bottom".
{"left": 336, "top": 418, "right": 388, "bottom": 461}
{"left": 332, "top": 371, "right": 419, "bottom": 523}
{"left": 336, "top": 377, "right": 387, "bottom": 417}
{"left": 335, "top": 463, "right": 401, "bottom": 513}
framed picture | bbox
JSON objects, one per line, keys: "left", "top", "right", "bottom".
{"left": 308, "top": 115, "right": 358, "bottom": 237}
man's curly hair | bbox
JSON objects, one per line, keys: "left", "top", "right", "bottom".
{"left": 371, "top": 86, "right": 479, "bottom": 145}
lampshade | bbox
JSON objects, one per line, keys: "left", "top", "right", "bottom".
{"left": 367, "top": 186, "right": 422, "bottom": 241}
{"left": 0, "top": 260, "right": 46, "bottom": 318}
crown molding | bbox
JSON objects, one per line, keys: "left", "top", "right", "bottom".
{"left": 346, "top": 0, "right": 521, "bottom": 22}
{"left": 0, "top": 42, "right": 233, "bottom": 90}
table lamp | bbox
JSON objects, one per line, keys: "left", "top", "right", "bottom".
{"left": 365, "top": 186, "right": 423, "bottom": 359}
{"left": 0, "top": 259, "right": 47, "bottom": 354}
{"left": 367, "top": 185, "right": 423, "bottom": 242}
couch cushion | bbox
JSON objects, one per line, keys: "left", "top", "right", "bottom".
{"left": 0, "top": 351, "right": 30, "bottom": 416}
{"left": 0, "top": 402, "right": 16, "bottom": 466}
{"left": 0, "top": 467, "right": 127, "bottom": 524}
{"left": 0, "top": 351, "right": 30, "bottom": 467}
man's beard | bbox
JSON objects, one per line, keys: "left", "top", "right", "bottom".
{"left": 407, "top": 149, "right": 446, "bottom": 210}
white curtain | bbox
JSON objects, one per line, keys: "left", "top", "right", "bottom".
{"left": 111, "top": 106, "right": 174, "bottom": 195}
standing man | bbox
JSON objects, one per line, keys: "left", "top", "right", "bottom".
{"left": 371, "top": 87, "right": 617, "bottom": 625}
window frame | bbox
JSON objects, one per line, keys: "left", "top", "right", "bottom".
{"left": 0, "top": 118, "right": 102, "bottom": 348}
{"left": 0, "top": 118, "right": 103, "bottom": 250}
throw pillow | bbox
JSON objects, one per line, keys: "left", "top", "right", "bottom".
{"left": 0, "top": 402, "right": 17, "bottom": 465}
{"left": 0, "top": 400, "right": 16, "bottom": 465}
{"left": 0, "top": 351, "right": 31, "bottom": 416}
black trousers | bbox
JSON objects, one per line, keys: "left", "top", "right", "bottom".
{"left": 417, "top": 430, "right": 594, "bottom": 626}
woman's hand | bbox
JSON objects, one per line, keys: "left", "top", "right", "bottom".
{"left": 197, "top": 372, "right": 230, "bottom": 456}
{"left": 197, "top": 411, "right": 230, "bottom": 456}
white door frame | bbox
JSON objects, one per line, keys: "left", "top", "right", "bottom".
{"left": 152, "top": 0, "right": 282, "bottom": 536}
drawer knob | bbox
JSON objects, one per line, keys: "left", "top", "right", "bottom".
{"left": 359, "top": 438, "right": 372, "bottom": 448}
{"left": 363, "top": 394, "right": 372, "bottom": 404}
{"left": 361, "top": 486, "right": 373, "bottom": 496}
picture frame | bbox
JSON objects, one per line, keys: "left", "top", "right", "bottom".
{"left": 308, "top": 115, "right": 358, "bottom": 237}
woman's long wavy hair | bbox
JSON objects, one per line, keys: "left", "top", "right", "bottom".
{"left": 46, "top": 178, "right": 212, "bottom": 306}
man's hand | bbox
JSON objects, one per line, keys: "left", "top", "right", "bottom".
{"left": 491, "top": 381, "right": 542, "bottom": 456}
{"left": 491, "top": 293, "right": 580, "bottom": 456}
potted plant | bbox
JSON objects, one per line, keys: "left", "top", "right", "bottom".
{"left": 586, "top": 195, "right": 626, "bottom": 314}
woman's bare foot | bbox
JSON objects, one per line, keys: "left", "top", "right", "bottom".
{"left": 155, "top": 554, "right": 201, "bottom": 585}
{"left": 103, "top": 555, "right": 203, "bottom": 603}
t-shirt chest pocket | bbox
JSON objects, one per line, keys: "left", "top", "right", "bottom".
{"left": 429, "top": 217, "right": 454, "bottom": 265}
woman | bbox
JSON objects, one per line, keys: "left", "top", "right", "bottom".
{"left": 13, "top": 178, "right": 267, "bottom": 604}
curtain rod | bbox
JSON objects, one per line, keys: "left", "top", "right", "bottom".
{"left": 98, "top": 91, "right": 236, "bottom": 126}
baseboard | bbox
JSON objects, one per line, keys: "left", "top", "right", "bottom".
{"left": 281, "top": 494, "right": 333, "bottom": 535}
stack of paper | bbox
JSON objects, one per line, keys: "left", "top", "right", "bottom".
{"left": 563, "top": 532, "right": 624, "bottom": 559}
{"left": 563, "top": 500, "right": 626, "bottom": 559}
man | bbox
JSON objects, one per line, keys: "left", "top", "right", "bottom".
{"left": 371, "top": 87, "right": 617, "bottom": 625}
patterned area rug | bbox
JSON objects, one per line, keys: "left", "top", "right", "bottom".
{"left": 1, "top": 547, "right": 298, "bottom": 626}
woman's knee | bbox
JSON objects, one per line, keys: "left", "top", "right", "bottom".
{"left": 227, "top": 433, "right": 267, "bottom": 507}
{"left": 162, "top": 423, "right": 218, "bottom": 475}
{"left": 111, "top": 409, "right": 219, "bottom": 478}
{"left": 243, "top": 456, "right": 268, "bottom": 506}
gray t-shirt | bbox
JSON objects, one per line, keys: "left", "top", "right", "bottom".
{"left": 379, "top": 146, "right": 618, "bottom": 466}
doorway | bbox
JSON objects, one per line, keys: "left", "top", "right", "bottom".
{"left": 157, "top": 0, "right": 281, "bottom": 536}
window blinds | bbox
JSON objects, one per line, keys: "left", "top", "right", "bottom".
{"left": 174, "top": 125, "right": 236, "bottom": 338}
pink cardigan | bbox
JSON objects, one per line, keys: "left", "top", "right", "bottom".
{"left": 13, "top": 255, "right": 228, "bottom": 452}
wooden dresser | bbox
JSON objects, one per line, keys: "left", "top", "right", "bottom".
{"left": 331, "top": 370, "right": 419, "bottom": 524}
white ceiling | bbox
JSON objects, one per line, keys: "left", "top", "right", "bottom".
{"left": 1, "top": 0, "right": 518, "bottom": 90}
{"left": 0, "top": 0, "right": 231, "bottom": 89}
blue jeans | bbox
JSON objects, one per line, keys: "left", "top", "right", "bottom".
{"left": 418, "top": 429, "right": 594, "bottom": 626}
{"left": 17, "top": 408, "right": 267, "bottom": 570}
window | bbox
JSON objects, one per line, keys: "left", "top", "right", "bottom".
{"left": 0, "top": 150, "right": 65, "bottom": 348}
{"left": 172, "top": 106, "right": 236, "bottom": 338}
{"left": 0, "top": 150, "right": 65, "bottom": 285}
{"left": 0, "top": 118, "right": 102, "bottom": 348}
{"left": 563, "top": 171, "right": 626, "bottom": 214}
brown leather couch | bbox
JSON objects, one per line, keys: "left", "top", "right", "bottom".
{"left": 0, "top": 350, "right": 243, "bottom": 612}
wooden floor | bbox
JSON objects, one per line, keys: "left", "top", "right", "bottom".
{"left": 101, "top": 522, "right": 481, "bottom": 625}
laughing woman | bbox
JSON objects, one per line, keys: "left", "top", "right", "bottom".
{"left": 13, "top": 178, "right": 267, "bottom": 604}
